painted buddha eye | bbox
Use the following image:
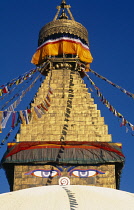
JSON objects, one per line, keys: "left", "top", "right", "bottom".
{"left": 25, "top": 169, "right": 60, "bottom": 178}
{"left": 69, "top": 169, "right": 105, "bottom": 178}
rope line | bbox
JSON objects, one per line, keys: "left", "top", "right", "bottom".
{"left": 0, "top": 62, "right": 51, "bottom": 147}
{"left": 63, "top": 187, "right": 78, "bottom": 210}
{"left": 0, "top": 69, "right": 38, "bottom": 99}
{"left": 46, "top": 70, "right": 74, "bottom": 185}
{"left": 0, "top": 71, "right": 39, "bottom": 110}
{"left": 79, "top": 63, "right": 134, "bottom": 99}
{"left": 83, "top": 70, "right": 134, "bottom": 134}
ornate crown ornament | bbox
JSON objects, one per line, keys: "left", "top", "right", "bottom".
{"left": 38, "top": 0, "right": 89, "bottom": 46}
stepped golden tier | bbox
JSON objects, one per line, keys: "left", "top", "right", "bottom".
{"left": 17, "top": 69, "right": 111, "bottom": 143}
{"left": 2, "top": 0, "right": 124, "bottom": 192}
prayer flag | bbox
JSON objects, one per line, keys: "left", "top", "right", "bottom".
{"left": 46, "top": 93, "right": 51, "bottom": 102}
{"left": 11, "top": 112, "right": 16, "bottom": 128}
{"left": 34, "top": 107, "right": 42, "bottom": 118}
{"left": 41, "top": 103, "right": 48, "bottom": 111}
{"left": 2, "top": 86, "right": 9, "bottom": 93}
{"left": 0, "top": 111, "right": 3, "bottom": 133}
{"left": 0, "top": 89, "right": 3, "bottom": 96}
{"left": 27, "top": 109, "right": 32, "bottom": 122}
{"left": 49, "top": 87, "right": 53, "bottom": 95}
{"left": 31, "top": 107, "right": 38, "bottom": 121}
{"left": 37, "top": 105, "right": 45, "bottom": 115}
{"left": 19, "top": 111, "right": 26, "bottom": 126}
{"left": 2, "top": 111, "right": 11, "bottom": 128}
{"left": 23, "top": 110, "right": 29, "bottom": 124}
{"left": 44, "top": 98, "right": 50, "bottom": 107}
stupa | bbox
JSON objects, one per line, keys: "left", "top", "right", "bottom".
{"left": 2, "top": 0, "right": 124, "bottom": 192}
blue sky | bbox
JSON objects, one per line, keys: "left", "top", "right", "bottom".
{"left": 0, "top": 0, "right": 134, "bottom": 193}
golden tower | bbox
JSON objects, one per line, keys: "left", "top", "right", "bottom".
{"left": 2, "top": 0, "right": 124, "bottom": 191}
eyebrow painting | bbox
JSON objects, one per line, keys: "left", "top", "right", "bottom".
{"left": 25, "top": 166, "right": 105, "bottom": 179}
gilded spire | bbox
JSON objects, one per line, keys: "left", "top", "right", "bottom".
{"left": 53, "top": 0, "right": 74, "bottom": 21}
{"left": 61, "top": 0, "right": 66, "bottom": 7}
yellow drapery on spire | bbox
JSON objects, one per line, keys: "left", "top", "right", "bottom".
{"left": 31, "top": 38, "right": 93, "bottom": 65}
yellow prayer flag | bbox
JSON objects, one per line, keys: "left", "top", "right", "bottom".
{"left": 19, "top": 111, "right": 26, "bottom": 126}
{"left": 0, "top": 89, "right": 3, "bottom": 96}
{"left": 0, "top": 111, "right": 3, "bottom": 133}
{"left": 31, "top": 107, "right": 38, "bottom": 121}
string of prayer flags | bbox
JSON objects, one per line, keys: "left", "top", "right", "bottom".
{"left": 0, "top": 61, "right": 49, "bottom": 105}
{"left": 0, "top": 68, "right": 37, "bottom": 88}
{"left": 0, "top": 70, "right": 39, "bottom": 105}
{"left": 6, "top": 73, "right": 42, "bottom": 112}
{"left": 17, "top": 87, "right": 53, "bottom": 125}
{"left": 33, "top": 87, "right": 53, "bottom": 116}
{"left": 0, "top": 74, "right": 43, "bottom": 131}
{"left": 0, "top": 85, "right": 53, "bottom": 132}
{"left": 0, "top": 127, "right": 20, "bottom": 148}
{"left": 0, "top": 69, "right": 38, "bottom": 98}
{"left": 79, "top": 63, "right": 134, "bottom": 99}
{"left": 0, "top": 87, "right": 16, "bottom": 103}
{"left": 0, "top": 64, "right": 50, "bottom": 139}
{"left": 84, "top": 70, "right": 134, "bottom": 134}
{"left": 0, "top": 129, "right": 13, "bottom": 146}
{"left": 27, "top": 87, "right": 53, "bottom": 122}
{"left": 90, "top": 68, "right": 134, "bottom": 98}
{"left": 0, "top": 115, "right": 21, "bottom": 147}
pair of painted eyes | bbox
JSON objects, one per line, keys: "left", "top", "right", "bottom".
{"left": 25, "top": 169, "right": 105, "bottom": 178}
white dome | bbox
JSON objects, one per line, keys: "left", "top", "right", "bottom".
{"left": 0, "top": 185, "right": 134, "bottom": 210}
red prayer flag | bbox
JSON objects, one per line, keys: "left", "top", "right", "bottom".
{"left": 2, "top": 86, "right": 9, "bottom": 93}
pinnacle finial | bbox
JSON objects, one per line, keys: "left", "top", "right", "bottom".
{"left": 61, "top": 0, "right": 66, "bottom": 8}
{"left": 53, "top": 0, "right": 74, "bottom": 21}
{"left": 61, "top": 0, "right": 66, "bottom": 4}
